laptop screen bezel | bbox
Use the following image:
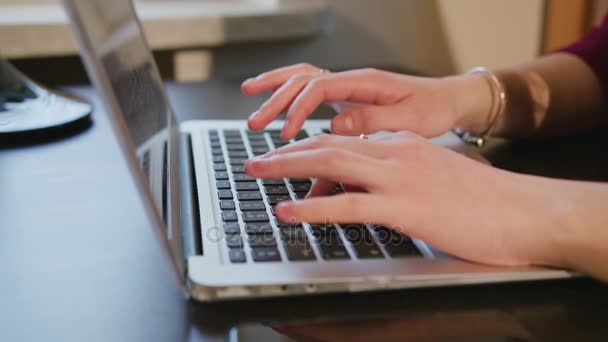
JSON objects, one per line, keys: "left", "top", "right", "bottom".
{"left": 63, "top": 0, "right": 187, "bottom": 292}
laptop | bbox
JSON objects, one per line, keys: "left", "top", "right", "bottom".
{"left": 63, "top": 0, "right": 571, "bottom": 301}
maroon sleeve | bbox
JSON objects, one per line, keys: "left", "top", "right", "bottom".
{"left": 559, "top": 14, "right": 608, "bottom": 101}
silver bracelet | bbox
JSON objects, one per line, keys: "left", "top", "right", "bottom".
{"left": 453, "top": 66, "right": 506, "bottom": 148}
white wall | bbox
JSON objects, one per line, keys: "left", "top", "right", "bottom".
{"left": 213, "top": 0, "right": 545, "bottom": 78}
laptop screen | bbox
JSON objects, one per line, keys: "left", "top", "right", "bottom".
{"left": 64, "top": 0, "right": 185, "bottom": 283}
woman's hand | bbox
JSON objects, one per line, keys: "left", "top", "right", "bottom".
{"left": 241, "top": 63, "right": 492, "bottom": 140}
{"left": 245, "top": 132, "right": 566, "bottom": 268}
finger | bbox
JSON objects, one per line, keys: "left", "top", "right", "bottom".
{"left": 245, "top": 148, "right": 382, "bottom": 190}
{"left": 331, "top": 103, "right": 410, "bottom": 135}
{"left": 241, "top": 63, "right": 320, "bottom": 95}
{"left": 274, "top": 194, "right": 385, "bottom": 224}
{"left": 264, "top": 134, "right": 395, "bottom": 160}
{"left": 281, "top": 70, "right": 407, "bottom": 139}
{"left": 247, "top": 73, "right": 315, "bottom": 131}
{"left": 307, "top": 178, "right": 339, "bottom": 197}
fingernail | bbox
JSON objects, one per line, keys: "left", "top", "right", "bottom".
{"left": 334, "top": 116, "right": 353, "bottom": 131}
{"left": 249, "top": 111, "right": 259, "bottom": 119}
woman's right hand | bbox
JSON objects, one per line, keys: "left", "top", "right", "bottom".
{"left": 241, "top": 63, "right": 493, "bottom": 140}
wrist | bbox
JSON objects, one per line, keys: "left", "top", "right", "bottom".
{"left": 443, "top": 73, "right": 496, "bottom": 135}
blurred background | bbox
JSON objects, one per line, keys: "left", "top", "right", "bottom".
{"left": 1, "top": 0, "right": 607, "bottom": 86}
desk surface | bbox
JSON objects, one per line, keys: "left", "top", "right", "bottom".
{"left": 1, "top": 81, "right": 608, "bottom": 342}
{"left": 0, "top": 0, "right": 327, "bottom": 59}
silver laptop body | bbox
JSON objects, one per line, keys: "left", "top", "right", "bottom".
{"left": 63, "top": 0, "right": 571, "bottom": 301}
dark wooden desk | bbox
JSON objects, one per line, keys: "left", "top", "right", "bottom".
{"left": 1, "top": 81, "right": 607, "bottom": 342}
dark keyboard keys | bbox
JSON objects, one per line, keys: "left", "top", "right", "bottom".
{"left": 251, "top": 147, "right": 270, "bottom": 155}
{"left": 310, "top": 224, "right": 350, "bottom": 260}
{"left": 245, "top": 223, "right": 274, "bottom": 234}
{"left": 373, "top": 226, "right": 420, "bottom": 257}
{"left": 291, "top": 183, "right": 311, "bottom": 192}
{"left": 213, "top": 164, "right": 227, "bottom": 172}
{"left": 342, "top": 224, "right": 384, "bottom": 259}
{"left": 263, "top": 179, "right": 285, "bottom": 186}
{"left": 251, "top": 248, "right": 282, "bottom": 262}
{"left": 230, "top": 158, "right": 248, "bottom": 166}
{"left": 229, "top": 249, "right": 247, "bottom": 263}
{"left": 242, "top": 211, "right": 270, "bottom": 222}
{"left": 215, "top": 171, "right": 229, "bottom": 180}
{"left": 212, "top": 155, "right": 225, "bottom": 163}
{"left": 238, "top": 191, "right": 263, "bottom": 201}
{"left": 267, "top": 195, "right": 292, "bottom": 205}
{"left": 250, "top": 140, "right": 269, "bottom": 148}
{"left": 239, "top": 201, "right": 266, "bottom": 211}
{"left": 226, "top": 235, "right": 243, "bottom": 249}
{"left": 235, "top": 182, "right": 259, "bottom": 191}
{"left": 289, "top": 178, "right": 311, "bottom": 184}
{"left": 284, "top": 241, "right": 316, "bottom": 261}
{"left": 248, "top": 234, "right": 278, "bottom": 248}
{"left": 216, "top": 180, "right": 231, "bottom": 190}
{"left": 218, "top": 190, "right": 233, "bottom": 200}
{"left": 232, "top": 165, "right": 246, "bottom": 173}
{"left": 211, "top": 148, "right": 223, "bottom": 156}
{"left": 222, "top": 211, "right": 238, "bottom": 222}
{"left": 295, "top": 130, "right": 309, "bottom": 141}
{"left": 220, "top": 200, "right": 236, "bottom": 210}
{"left": 294, "top": 192, "right": 308, "bottom": 200}
{"left": 264, "top": 185, "right": 290, "bottom": 195}
{"left": 224, "top": 222, "right": 241, "bottom": 235}
{"left": 228, "top": 151, "right": 249, "bottom": 158}
{"left": 227, "top": 144, "right": 246, "bottom": 151}
{"left": 233, "top": 174, "right": 256, "bottom": 182}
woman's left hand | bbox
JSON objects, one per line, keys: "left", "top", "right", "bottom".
{"left": 245, "top": 132, "right": 563, "bottom": 268}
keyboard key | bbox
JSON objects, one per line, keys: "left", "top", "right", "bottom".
{"left": 318, "top": 242, "right": 350, "bottom": 260}
{"left": 249, "top": 234, "right": 278, "bottom": 248}
{"left": 321, "top": 128, "right": 332, "bottom": 134}
{"left": 245, "top": 223, "right": 274, "bottom": 234}
{"left": 263, "top": 179, "right": 285, "bottom": 186}
{"left": 267, "top": 195, "right": 292, "bottom": 205}
{"left": 225, "top": 138, "right": 244, "bottom": 144}
{"left": 250, "top": 141, "right": 269, "bottom": 148}
{"left": 251, "top": 248, "right": 282, "bottom": 262}
{"left": 352, "top": 243, "right": 384, "bottom": 259}
{"left": 224, "top": 222, "right": 241, "bottom": 235}
{"left": 239, "top": 201, "right": 266, "bottom": 211}
{"left": 266, "top": 129, "right": 282, "bottom": 137}
{"left": 208, "top": 129, "right": 219, "bottom": 136}
{"left": 210, "top": 141, "right": 221, "bottom": 149}
{"left": 216, "top": 180, "right": 231, "bottom": 190}
{"left": 233, "top": 174, "right": 256, "bottom": 182}
{"left": 310, "top": 224, "right": 339, "bottom": 238}
{"left": 226, "top": 235, "right": 243, "bottom": 249}
{"left": 220, "top": 200, "right": 236, "bottom": 210}
{"left": 252, "top": 147, "right": 270, "bottom": 155}
{"left": 223, "top": 129, "right": 241, "bottom": 137}
{"left": 232, "top": 165, "right": 246, "bottom": 173}
{"left": 222, "top": 211, "right": 238, "bottom": 222}
{"left": 229, "top": 249, "right": 247, "bottom": 263}
{"left": 227, "top": 144, "right": 246, "bottom": 151}
{"left": 230, "top": 158, "right": 248, "bottom": 166}
{"left": 211, "top": 148, "right": 223, "bottom": 156}
{"left": 235, "top": 182, "right": 259, "bottom": 191}
{"left": 295, "top": 131, "right": 309, "bottom": 141}
{"left": 215, "top": 171, "right": 229, "bottom": 180}
{"left": 213, "top": 164, "right": 227, "bottom": 171}
{"left": 294, "top": 192, "right": 308, "bottom": 200}
{"left": 279, "top": 225, "right": 307, "bottom": 242}
{"left": 264, "top": 185, "right": 290, "bottom": 195}
{"left": 242, "top": 211, "right": 270, "bottom": 222}
{"left": 289, "top": 178, "right": 311, "bottom": 184}
{"left": 218, "top": 190, "right": 233, "bottom": 200}
{"left": 284, "top": 241, "right": 316, "bottom": 261}
{"left": 273, "top": 141, "right": 289, "bottom": 148}
{"left": 291, "top": 183, "right": 311, "bottom": 192}
{"left": 212, "top": 155, "right": 225, "bottom": 163}
{"left": 373, "top": 226, "right": 420, "bottom": 257}
{"left": 228, "top": 151, "right": 249, "bottom": 158}
{"left": 238, "top": 191, "right": 263, "bottom": 201}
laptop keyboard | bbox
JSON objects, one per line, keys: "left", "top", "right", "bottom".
{"left": 208, "top": 129, "right": 421, "bottom": 264}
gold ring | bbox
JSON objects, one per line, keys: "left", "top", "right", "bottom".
{"left": 359, "top": 134, "right": 369, "bottom": 140}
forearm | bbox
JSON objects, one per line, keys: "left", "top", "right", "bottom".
{"left": 529, "top": 175, "right": 608, "bottom": 282}
{"left": 453, "top": 53, "right": 607, "bottom": 138}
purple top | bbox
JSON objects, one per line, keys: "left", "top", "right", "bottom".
{"left": 560, "top": 14, "right": 608, "bottom": 101}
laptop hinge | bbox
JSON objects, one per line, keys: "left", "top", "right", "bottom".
{"left": 179, "top": 133, "right": 203, "bottom": 260}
